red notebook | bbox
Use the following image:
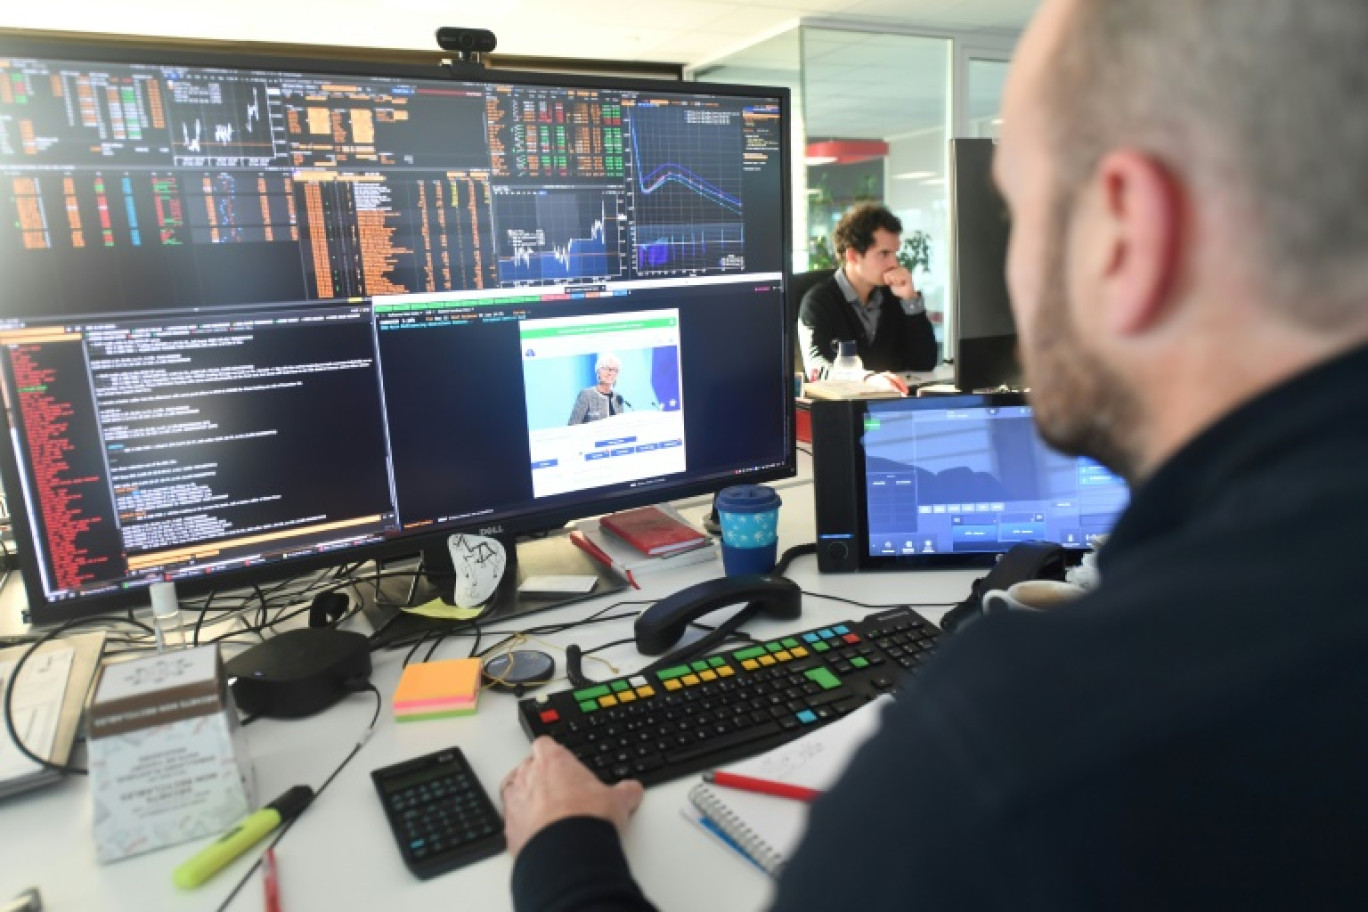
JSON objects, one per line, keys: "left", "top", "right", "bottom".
{"left": 599, "top": 505, "right": 708, "bottom": 557}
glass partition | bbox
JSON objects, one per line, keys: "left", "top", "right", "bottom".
{"left": 967, "top": 57, "right": 1010, "bottom": 139}
{"left": 695, "top": 23, "right": 1018, "bottom": 353}
{"left": 698, "top": 27, "right": 950, "bottom": 334}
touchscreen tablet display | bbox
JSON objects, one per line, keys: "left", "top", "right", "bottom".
{"left": 812, "top": 394, "right": 1129, "bottom": 571}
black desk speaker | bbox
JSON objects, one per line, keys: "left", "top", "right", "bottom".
{"left": 811, "top": 400, "right": 864, "bottom": 572}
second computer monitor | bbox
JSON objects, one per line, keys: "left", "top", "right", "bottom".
{"left": 950, "top": 137, "right": 1020, "bottom": 393}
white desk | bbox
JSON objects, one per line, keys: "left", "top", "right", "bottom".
{"left": 0, "top": 467, "right": 980, "bottom": 912}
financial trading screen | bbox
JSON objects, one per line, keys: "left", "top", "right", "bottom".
{"left": 0, "top": 44, "right": 793, "bottom": 621}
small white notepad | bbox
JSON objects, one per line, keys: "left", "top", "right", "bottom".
{"left": 683, "top": 696, "right": 890, "bottom": 876}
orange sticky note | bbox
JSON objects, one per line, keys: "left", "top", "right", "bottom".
{"left": 393, "top": 658, "right": 482, "bottom": 720}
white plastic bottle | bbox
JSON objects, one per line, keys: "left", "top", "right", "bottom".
{"left": 828, "top": 340, "right": 866, "bottom": 381}
{"left": 149, "top": 581, "right": 185, "bottom": 651}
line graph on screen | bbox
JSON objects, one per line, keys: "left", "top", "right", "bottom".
{"left": 629, "top": 103, "right": 746, "bottom": 275}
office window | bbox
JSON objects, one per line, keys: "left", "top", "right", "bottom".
{"left": 967, "top": 57, "right": 1010, "bottom": 139}
{"left": 696, "top": 27, "right": 951, "bottom": 331}
{"left": 688, "top": 30, "right": 805, "bottom": 278}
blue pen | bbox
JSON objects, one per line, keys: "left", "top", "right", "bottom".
{"left": 690, "top": 809, "right": 768, "bottom": 874}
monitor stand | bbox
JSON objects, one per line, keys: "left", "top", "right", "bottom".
{"left": 363, "top": 532, "right": 629, "bottom": 649}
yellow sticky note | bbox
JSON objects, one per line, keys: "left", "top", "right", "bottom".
{"left": 401, "top": 599, "right": 484, "bottom": 622}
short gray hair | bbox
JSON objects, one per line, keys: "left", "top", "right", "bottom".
{"left": 1046, "top": 0, "right": 1368, "bottom": 330}
{"left": 594, "top": 353, "right": 621, "bottom": 373}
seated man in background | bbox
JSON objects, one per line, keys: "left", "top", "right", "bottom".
{"left": 501, "top": 0, "right": 1368, "bottom": 908}
{"left": 797, "top": 202, "right": 939, "bottom": 379}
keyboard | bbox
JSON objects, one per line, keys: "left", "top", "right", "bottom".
{"left": 517, "top": 606, "right": 942, "bottom": 786}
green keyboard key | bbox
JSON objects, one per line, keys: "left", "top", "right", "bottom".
{"left": 572, "top": 684, "right": 611, "bottom": 702}
{"left": 805, "top": 667, "right": 842, "bottom": 690}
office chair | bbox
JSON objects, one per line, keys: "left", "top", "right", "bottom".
{"left": 789, "top": 268, "right": 835, "bottom": 374}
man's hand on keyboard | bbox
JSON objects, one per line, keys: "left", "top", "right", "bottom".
{"left": 501, "top": 736, "right": 646, "bottom": 856}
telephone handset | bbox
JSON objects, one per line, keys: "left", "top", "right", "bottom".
{"left": 633, "top": 574, "right": 802, "bottom": 655}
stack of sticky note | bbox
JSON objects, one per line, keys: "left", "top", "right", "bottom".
{"left": 392, "top": 658, "right": 482, "bottom": 721}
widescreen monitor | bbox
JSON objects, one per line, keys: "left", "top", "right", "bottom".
{"left": 949, "top": 137, "right": 1021, "bottom": 392}
{"left": 0, "top": 35, "right": 795, "bottom": 625}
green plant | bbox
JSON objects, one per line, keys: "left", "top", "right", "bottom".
{"left": 898, "top": 230, "right": 931, "bottom": 275}
{"left": 808, "top": 234, "right": 838, "bottom": 270}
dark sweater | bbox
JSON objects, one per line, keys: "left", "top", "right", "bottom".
{"left": 798, "top": 275, "right": 938, "bottom": 373}
{"left": 513, "top": 343, "right": 1368, "bottom": 911}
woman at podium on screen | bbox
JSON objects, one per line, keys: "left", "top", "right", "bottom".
{"left": 568, "top": 352, "right": 629, "bottom": 424}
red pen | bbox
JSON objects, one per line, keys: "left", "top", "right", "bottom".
{"left": 263, "top": 848, "right": 281, "bottom": 912}
{"left": 704, "top": 770, "right": 822, "bottom": 803}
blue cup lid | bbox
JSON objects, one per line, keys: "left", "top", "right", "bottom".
{"left": 715, "top": 484, "right": 781, "bottom": 514}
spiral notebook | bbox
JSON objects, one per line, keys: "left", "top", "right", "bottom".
{"left": 682, "top": 696, "right": 890, "bottom": 877}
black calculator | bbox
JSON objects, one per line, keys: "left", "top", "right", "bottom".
{"left": 371, "top": 745, "right": 506, "bottom": 879}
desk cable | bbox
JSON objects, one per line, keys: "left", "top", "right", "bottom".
{"left": 214, "top": 681, "right": 382, "bottom": 912}
{"left": 563, "top": 542, "right": 820, "bottom": 688}
{"left": 2, "top": 615, "right": 155, "bottom": 776}
{"left": 559, "top": 542, "right": 957, "bottom": 686}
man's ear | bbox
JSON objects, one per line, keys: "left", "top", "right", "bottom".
{"left": 1093, "top": 148, "right": 1183, "bottom": 336}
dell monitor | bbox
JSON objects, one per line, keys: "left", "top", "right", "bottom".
{"left": 0, "top": 34, "right": 796, "bottom": 625}
{"left": 949, "top": 137, "right": 1020, "bottom": 392}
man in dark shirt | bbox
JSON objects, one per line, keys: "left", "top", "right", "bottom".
{"left": 500, "top": 0, "right": 1368, "bottom": 908}
{"left": 797, "top": 203, "right": 939, "bottom": 378}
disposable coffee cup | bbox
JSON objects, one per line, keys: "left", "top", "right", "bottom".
{"left": 715, "top": 485, "right": 782, "bottom": 576}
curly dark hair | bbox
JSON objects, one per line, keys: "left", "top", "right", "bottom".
{"left": 831, "top": 203, "right": 902, "bottom": 261}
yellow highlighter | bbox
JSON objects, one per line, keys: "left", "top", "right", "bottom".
{"left": 172, "top": 785, "right": 314, "bottom": 889}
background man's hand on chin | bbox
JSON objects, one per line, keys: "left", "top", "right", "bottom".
{"left": 882, "top": 265, "right": 918, "bottom": 300}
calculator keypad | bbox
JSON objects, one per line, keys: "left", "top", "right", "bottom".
{"left": 372, "top": 746, "right": 505, "bottom": 878}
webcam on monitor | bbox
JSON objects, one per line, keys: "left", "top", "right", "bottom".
{"left": 436, "top": 27, "right": 497, "bottom": 57}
